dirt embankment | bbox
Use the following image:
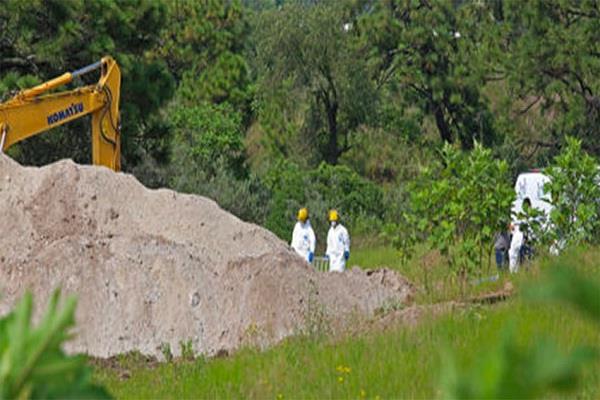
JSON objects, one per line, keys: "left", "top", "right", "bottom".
{"left": 0, "top": 155, "right": 414, "bottom": 358}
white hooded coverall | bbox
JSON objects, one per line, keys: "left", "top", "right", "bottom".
{"left": 508, "top": 225, "right": 523, "bottom": 273}
{"left": 326, "top": 223, "right": 350, "bottom": 272}
{"left": 291, "top": 220, "right": 316, "bottom": 262}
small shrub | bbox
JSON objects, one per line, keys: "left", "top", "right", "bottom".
{"left": 179, "top": 339, "right": 195, "bottom": 361}
{"left": 160, "top": 342, "right": 173, "bottom": 363}
{"left": 374, "top": 298, "right": 406, "bottom": 317}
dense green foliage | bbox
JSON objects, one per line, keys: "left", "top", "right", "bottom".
{"left": 264, "top": 161, "right": 383, "bottom": 243}
{"left": 170, "top": 102, "right": 246, "bottom": 182}
{"left": 543, "top": 137, "right": 600, "bottom": 247}
{"left": 493, "top": 0, "right": 600, "bottom": 157}
{"left": 156, "top": 0, "right": 251, "bottom": 110}
{"left": 362, "top": 0, "right": 498, "bottom": 148}
{"left": 253, "top": 1, "right": 377, "bottom": 165}
{"left": 0, "top": 290, "right": 109, "bottom": 399}
{"left": 2, "top": 0, "right": 599, "bottom": 239}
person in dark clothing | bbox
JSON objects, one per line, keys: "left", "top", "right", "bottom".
{"left": 494, "top": 230, "right": 511, "bottom": 271}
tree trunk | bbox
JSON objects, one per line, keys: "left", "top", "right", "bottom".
{"left": 315, "top": 85, "right": 340, "bottom": 165}
{"left": 325, "top": 99, "right": 339, "bottom": 164}
{"left": 433, "top": 103, "right": 453, "bottom": 143}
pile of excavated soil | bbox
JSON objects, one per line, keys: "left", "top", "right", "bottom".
{"left": 0, "top": 155, "right": 414, "bottom": 358}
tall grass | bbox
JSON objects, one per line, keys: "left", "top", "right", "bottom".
{"left": 94, "top": 248, "right": 600, "bottom": 399}
{"left": 94, "top": 300, "right": 600, "bottom": 399}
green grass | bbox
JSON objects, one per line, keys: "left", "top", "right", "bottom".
{"left": 93, "top": 247, "right": 600, "bottom": 399}
{"left": 94, "top": 301, "right": 600, "bottom": 399}
{"left": 351, "top": 244, "right": 508, "bottom": 304}
{"left": 351, "top": 246, "right": 405, "bottom": 270}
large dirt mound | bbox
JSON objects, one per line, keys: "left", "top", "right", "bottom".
{"left": 0, "top": 155, "right": 413, "bottom": 358}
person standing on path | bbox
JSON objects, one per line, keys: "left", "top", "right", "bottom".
{"left": 325, "top": 209, "right": 350, "bottom": 272}
{"left": 291, "top": 207, "right": 316, "bottom": 263}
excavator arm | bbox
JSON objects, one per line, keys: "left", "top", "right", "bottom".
{"left": 0, "top": 56, "right": 121, "bottom": 171}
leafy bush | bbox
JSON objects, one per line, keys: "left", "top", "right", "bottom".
{"left": 169, "top": 101, "right": 246, "bottom": 181}
{"left": 543, "top": 137, "right": 600, "bottom": 248}
{"left": 166, "top": 101, "right": 272, "bottom": 225}
{"left": 396, "top": 143, "right": 514, "bottom": 279}
{"left": 171, "top": 157, "right": 271, "bottom": 225}
{"left": 264, "top": 160, "right": 384, "bottom": 246}
{"left": 0, "top": 290, "right": 110, "bottom": 399}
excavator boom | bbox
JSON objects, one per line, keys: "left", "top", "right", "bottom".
{"left": 0, "top": 56, "right": 121, "bottom": 171}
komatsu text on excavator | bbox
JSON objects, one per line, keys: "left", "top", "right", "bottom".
{"left": 0, "top": 56, "right": 121, "bottom": 171}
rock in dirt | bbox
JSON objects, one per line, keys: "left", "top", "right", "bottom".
{"left": 0, "top": 155, "right": 414, "bottom": 358}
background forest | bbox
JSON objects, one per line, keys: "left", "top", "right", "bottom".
{"left": 2, "top": 0, "right": 599, "bottom": 243}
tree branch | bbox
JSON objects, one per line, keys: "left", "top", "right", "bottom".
{"left": 517, "top": 138, "right": 560, "bottom": 160}
{"left": 484, "top": 74, "right": 506, "bottom": 82}
{"left": 406, "top": 82, "right": 431, "bottom": 100}
{"left": 517, "top": 96, "right": 542, "bottom": 115}
{"left": 571, "top": 70, "right": 594, "bottom": 98}
{"left": 541, "top": 68, "right": 580, "bottom": 96}
{"left": 0, "top": 55, "right": 38, "bottom": 73}
{"left": 566, "top": 7, "right": 600, "bottom": 19}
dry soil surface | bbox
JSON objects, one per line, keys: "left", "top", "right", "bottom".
{"left": 0, "top": 155, "right": 413, "bottom": 358}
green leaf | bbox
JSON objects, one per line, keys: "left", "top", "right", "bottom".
{"left": 0, "top": 290, "right": 111, "bottom": 399}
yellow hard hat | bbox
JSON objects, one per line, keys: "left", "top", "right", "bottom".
{"left": 297, "top": 207, "right": 309, "bottom": 222}
{"left": 328, "top": 209, "right": 339, "bottom": 222}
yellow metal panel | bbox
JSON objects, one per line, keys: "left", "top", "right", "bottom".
{"left": 0, "top": 88, "right": 104, "bottom": 149}
{"left": 18, "top": 73, "right": 73, "bottom": 99}
{"left": 92, "top": 56, "right": 121, "bottom": 171}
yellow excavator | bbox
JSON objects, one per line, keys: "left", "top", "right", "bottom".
{"left": 0, "top": 56, "right": 121, "bottom": 171}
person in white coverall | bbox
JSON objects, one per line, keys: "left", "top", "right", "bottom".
{"left": 291, "top": 207, "right": 316, "bottom": 263}
{"left": 325, "top": 209, "right": 350, "bottom": 272}
{"left": 509, "top": 197, "right": 533, "bottom": 273}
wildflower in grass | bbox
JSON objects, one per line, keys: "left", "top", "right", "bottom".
{"left": 338, "top": 376, "right": 344, "bottom": 383}
{"left": 360, "top": 389, "right": 367, "bottom": 398}
{"left": 336, "top": 365, "right": 351, "bottom": 374}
